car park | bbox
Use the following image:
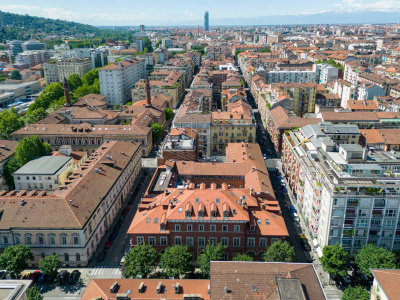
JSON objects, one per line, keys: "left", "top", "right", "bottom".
{"left": 68, "top": 270, "right": 80, "bottom": 284}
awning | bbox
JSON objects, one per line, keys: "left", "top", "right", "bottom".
{"left": 316, "top": 247, "right": 323, "bottom": 258}
{"left": 313, "top": 238, "right": 319, "bottom": 247}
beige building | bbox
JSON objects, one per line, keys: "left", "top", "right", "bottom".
{"left": 131, "top": 71, "right": 185, "bottom": 108}
{"left": 0, "top": 141, "right": 142, "bottom": 267}
{"left": 211, "top": 101, "right": 256, "bottom": 155}
{"left": 12, "top": 123, "right": 153, "bottom": 157}
{"left": 57, "top": 58, "right": 93, "bottom": 82}
{"left": 43, "top": 60, "right": 59, "bottom": 85}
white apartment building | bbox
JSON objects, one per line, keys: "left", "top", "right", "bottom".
{"left": 57, "top": 58, "right": 93, "bottom": 82}
{"left": 14, "top": 51, "right": 45, "bottom": 70}
{"left": 319, "top": 64, "right": 339, "bottom": 84}
{"left": 43, "top": 61, "right": 60, "bottom": 85}
{"left": 264, "top": 64, "right": 320, "bottom": 84}
{"left": 282, "top": 127, "right": 400, "bottom": 255}
{"left": 0, "top": 141, "right": 142, "bottom": 267}
{"left": 99, "top": 59, "right": 145, "bottom": 107}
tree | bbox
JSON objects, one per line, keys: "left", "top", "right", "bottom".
{"left": 82, "top": 68, "right": 99, "bottom": 86}
{"left": 123, "top": 244, "right": 159, "bottom": 278}
{"left": 3, "top": 158, "right": 21, "bottom": 189}
{"left": 151, "top": 123, "right": 163, "bottom": 141}
{"left": 67, "top": 74, "right": 83, "bottom": 92}
{"left": 15, "top": 135, "right": 51, "bottom": 166}
{"left": 264, "top": 240, "right": 296, "bottom": 262}
{"left": 113, "top": 104, "right": 120, "bottom": 110}
{"left": 74, "top": 84, "right": 100, "bottom": 98}
{"left": 28, "top": 83, "right": 63, "bottom": 112}
{"left": 234, "top": 49, "right": 244, "bottom": 60}
{"left": 0, "top": 245, "right": 33, "bottom": 277}
{"left": 233, "top": 253, "right": 253, "bottom": 261}
{"left": 319, "top": 245, "right": 349, "bottom": 278}
{"left": 165, "top": 107, "right": 173, "bottom": 120}
{"left": 160, "top": 245, "right": 193, "bottom": 278}
{"left": 26, "top": 287, "right": 43, "bottom": 300}
{"left": 23, "top": 108, "right": 48, "bottom": 125}
{"left": 39, "top": 254, "right": 62, "bottom": 279}
{"left": 342, "top": 286, "right": 370, "bottom": 300}
{"left": 198, "top": 242, "right": 226, "bottom": 278}
{"left": 10, "top": 70, "right": 21, "bottom": 80}
{"left": 0, "top": 108, "right": 24, "bottom": 139}
{"left": 355, "top": 244, "right": 397, "bottom": 277}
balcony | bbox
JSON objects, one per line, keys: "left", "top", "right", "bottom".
{"left": 313, "top": 198, "right": 321, "bottom": 209}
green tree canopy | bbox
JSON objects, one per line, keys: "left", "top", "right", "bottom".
{"left": 74, "top": 84, "right": 100, "bottom": 98}
{"left": 123, "top": 244, "right": 159, "bottom": 278}
{"left": 342, "top": 286, "right": 370, "bottom": 300}
{"left": 113, "top": 104, "right": 120, "bottom": 110}
{"left": 23, "top": 108, "right": 48, "bottom": 125}
{"left": 26, "top": 287, "right": 44, "bottom": 300}
{"left": 320, "top": 245, "right": 349, "bottom": 278}
{"left": 233, "top": 253, "right": 254, "bottom": 261}
{"left": 151, "top": 123, "right": 163, "bottom": 141}
{"left": 67, "top": 74, "right": 83, "bottom": 92}
{"left": 160, "top": 245, "right": 194, "bottom": 278}
{"left": 264, "top": 240, "right": 296, "bottom": 262}
{"left": 10, "top": 70, "right": 22, "bottom": 80}
{"left": 355, "top": 244, "right": 397, "bottom": 277}
{"left": 15, "top": 135, "right": 52, "bottom": 166}
{"left": 0, "top": 108, "right": 24, "bottom": 139}
{"left": 3, "top": 158, "right": 21, "bottom": 190}
{"left": 0, "top": 245, "right": 34, "bottom": 277}
{"left": 197, "top": 242, "right": 226, "bottom": 278}
{"left": 39, "top": 254, "right": 62, "bottom": 279}
{"left": 165, "top": 107, "right": 173, "bottom": 120}
{"left": 28, "top": 82, "right": 64, "bottom": 112}
{"left": 82, "top": 68, "right": 99, "bottom": 86}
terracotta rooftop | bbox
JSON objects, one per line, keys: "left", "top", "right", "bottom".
{"left": 371, "top": 269, "right": 400, "bottom": 300}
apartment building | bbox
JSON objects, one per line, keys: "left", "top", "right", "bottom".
{"left": 57, "top": 58, "right": 92, "bottom": 82}
{"left": 211, "top": 101, "right": 255, "bottom": 155}
{"left": 273, "top": 83, "right": 317, "bottom": 117}
{"left": 131, "top": 71, "right": 184, "bottom": 108}
{"left": 173, "top": 91, "right": 211, "bottom": 157}
{"left": 99, "top": 59, "right": 146, "bottom": 107}
{"left": 129, "top": 143, "right": 287, "bottom": 261}
{"left": 14, "top": 51, "right": 45, "bottom": 70}
{"left": 43, "top": 60, "right": 59, "bottom": 85}
{"left": 13, "top": 123, "right": 153, "bottom": 157}
{"left": 319, "top": 64, "right": 339, "bottom": 84}
{"left": 159, "top": 128, "right": 199, "bottom": 164}
{"left": 281, "top": 127, "right": 400, "bottom": 254}
{"left": 343, "top": 61, "right": 367, "bottom": 85}
{"left": 0, "top": 141, "right": 142, "bottom": 266}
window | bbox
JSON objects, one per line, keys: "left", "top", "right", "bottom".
{"left": 384, "top": 220, "right": 395, "bottom": 227}
{"left": 174, "top": 237, "right": 182, "bottom": 245}
{"left": 160, "top": 236, "right": 167, "bottom": 245}
{"left": 271, "top": 238, "right": 279, "bottom": 243}
{"left": 3, "top": 236, "right": 9, "bottom": 245}
{"left": 233, "top": 238, "right": 240, "bottom": 247}
{"left": 73, "top": 235, "right": 79, "bottom": 245}
{"left": 149, "top": 237, "right": 156, "bottom": 246}
{"left": 64, "top": 253, "right": 69, "bottom": 262}
{"left": 248, "top": 238, "right": 255, "bottom": 247}
{"left": 221, "top": 237, "right": 228, "bottom": 246}
{"left": 187, "top": 224, "right": 192, "bottom": 231}
{"left": 25, "top": 235, "right": 32, "bottom": 245}
{"left": 222, "top": 225, "right": 228, "bottom": 232}
{"left": 61, "top": 235, "right": 67, "bottom": 245}
{"left": 210, "top": 225, "right": 216, "bottom": 232}
{"left": 38, "top": 235, "right": 44, "bottom": 245}
{"left": 199, "top": 224, "right": 204, "bottom": 231}
{"left": 198, "top": 237, "right": 205, "bottom": 246}
{"left": 186, "top": 237, "right": 193, "bottom": 246}
{"left": 259, "top": 238, "right": 267, "bottom": 247}
{"left": 386, "top": 209, "right": 397, "bottom": 217}
{"left": 209, "top": 237, "right": 217, "bottom": 245}
{"left": 250, "top": 225, "right": 255, "bottom": 232}
{"left": 234, "top": 225, "right": 240, "bottom": 232}
{"left": 175, "top": 224, "right": 181, "bottom": 231}
{"left": 49, "top": 235, "right": 56, "bottom": 245}
{"left": 357, "top": 219, "right": 368, "bottom": 227}
{"left": 137, "top": 237, "right": 144, "bottom": 245}
{"left": 76, "top": 253, "right": 80, "bottom": 262}
{"left": 14, "top": 235, "right": 20, "bottom": 245}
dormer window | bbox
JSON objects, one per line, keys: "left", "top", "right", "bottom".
{"left": 198, "top": 211, "right": 204, "bottom": 217}
{"left": 223, "top": 211, "right": 229, "bottom": 218}
{"left": 160, "top": 224, "right": 166, "bottom": 231}
{"left": 186, "top": 211, "right": 191, "bottom": 218}
{"left": 211, "top": 211, "right": 217, "bottom": 217}
{"left": 250, "top": 225, "right": 255, "bottom": 232}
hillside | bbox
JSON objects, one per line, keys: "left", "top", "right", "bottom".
{"left": 0, "top": 10, "right": 100, "bottom": 42}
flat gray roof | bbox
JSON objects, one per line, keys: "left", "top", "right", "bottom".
{"left": 14, "top": 156, "right": 72, "bottom": 175}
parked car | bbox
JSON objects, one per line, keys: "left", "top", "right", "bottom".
{"left": 282, "top": 187, "right": 287, "bottom": 193}
{"left": 56, "top": 270, "right": 69, "bottom": 286}
{"left": 128, "top": 198, "right": 135, "bottom": 205}
{"left": 263, "top": 154, "right": 267, "bottom": 160}
{"left": 29, "top": 270, "right": 41, "bottom": 283}
{"left": 68, "top": 270, "right": 80, "bottom": 284}
{"left": 21, "top": 271, "right": 31, "bottom": 279}
{"left": 0, "top": 270, "right": 6, "bottom": 279}
{"left": 123, "top": 208, "right": 130, "bottom": 216}
{"left": 104, "top": 240, "right": 113, "bottom": 249}
{"left": 291, "top": 212, "right": 300, "bottom": 222}
{"left": 109, "top": 231, "right": 118, "bottom": 241}
{"left": 37, "top": 273, "right": 48, "bottom": 284}
{"left": 97, "top": 250, "right": 107, "bottom": 261}
{"left": 290, "top": 206, "right": 297, "bottom": 214}
{"left": 299, "top": 234, "right": 311, "bottom": 252}
{"left": 47, "top": 275, "right": 54, "bottom": 284}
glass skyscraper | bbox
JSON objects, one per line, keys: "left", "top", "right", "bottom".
{"left": 204, "top": 11, "right": 209, "bottom": 31}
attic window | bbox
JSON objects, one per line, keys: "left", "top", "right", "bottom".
{"left": 146, "top": 218, "right": 151, "bottom": 223}
{"left": 257, "top": 219, "right": 261, "bottom": 225}
{"left": 253, "top": 285, "right": 257, "bottom": 292}
{"left": 178, "top": 207, "right": 182, "bottom": 212}
{"left": 265, "top": 219, "right": 270, "bottom": 225}
{"left": 154, "top": 218, "right": 158, "bottom": 223}
{"left": 216, "top": 198, "right": 220, "bottom": 203}
{"left": 232, "top": 209, "right": 237, "bottom": 215}
{"left": 195, "top": 198, "right": 199, "bottom": 203}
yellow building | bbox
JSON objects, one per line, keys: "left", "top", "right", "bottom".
{"left": 211, "top": 101, "right": 256, "bottom": 155}
{"left": 274, "top": 83, "right": 317, "bottom": 117}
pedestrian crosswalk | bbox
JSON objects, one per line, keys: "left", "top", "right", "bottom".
{"left": 91, "top": 266, "right": 121, "bottom": 277}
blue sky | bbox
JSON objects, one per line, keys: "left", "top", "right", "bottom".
{"left": 1, "top": 1, "right": 399, "bottom": 25}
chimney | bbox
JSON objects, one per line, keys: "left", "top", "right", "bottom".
{"left": 110, "top": 282, "right": 119, "bottom": 293}
{"left": 138, "top": 282, "right": 145, "bottom": 293}
{"left": 145, "top": 76, "right": 152, "bottom": 108}
{"left": 210, "top": 183, "right": 217, "bottom": 190}
{"left": 63, "top": 77, "right": 71, "bottom": 107}
{"left": 261, "top": 180, "right": 264, "bottom": 185}
{"left": 200, "top": 183, "right": 206, "bottom": 190}
{"left": 156, "top": 282, "right": 163, "bottom": 294}
{"left": 221, "top": 183, "right": 228, "bottom": 190}
{"left": 174, "top": 282, "right": 180, "bottom": 294}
